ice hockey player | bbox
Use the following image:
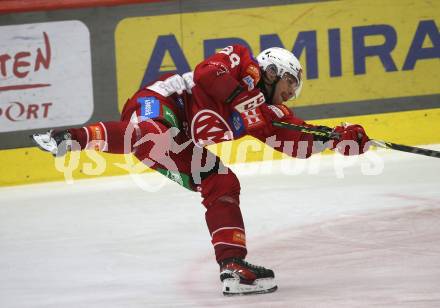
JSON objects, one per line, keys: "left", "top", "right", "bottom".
{"left": 32, "top": 45, "right": 370, "bottom": 295}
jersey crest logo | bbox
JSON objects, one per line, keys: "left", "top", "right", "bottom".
{"left": 191, "top": 109, "right": 233, "bottom": 147}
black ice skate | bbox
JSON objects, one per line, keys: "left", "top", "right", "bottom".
{"left": 31, "top": 129, "right": 72, "bottom": 156}
{"left": 219, "top": 257, "right": 277, "bottom": 296}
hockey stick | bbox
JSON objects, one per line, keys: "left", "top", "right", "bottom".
{"left": 272, "top": 121, "right": 440, "bottom": 159}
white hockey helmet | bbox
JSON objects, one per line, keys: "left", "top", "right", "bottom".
{"left": 256, "top": 47, "right": 303, "bottom": 99}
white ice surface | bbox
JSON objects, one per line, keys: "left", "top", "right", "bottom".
{"left": 1, "top": 146, "right": 440, "bottom": 307}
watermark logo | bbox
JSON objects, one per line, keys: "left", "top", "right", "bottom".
{"left": 53, "top": 123, "right": 385, "bottom": 190}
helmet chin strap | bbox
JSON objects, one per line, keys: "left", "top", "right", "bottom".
{"left": 257, "top": 72, "right": 280, "bottom": 104}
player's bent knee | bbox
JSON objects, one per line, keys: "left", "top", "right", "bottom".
{"left": 200, "top": 171, "right": 241, "bottom": 208}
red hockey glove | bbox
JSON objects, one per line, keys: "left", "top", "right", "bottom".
{"left": 332, "top": 123, "right": 370, "bottom": 155}
{"left": 230, "top": 88, "right": 265, "bottom": 112}
{"left": 229, "top": 89, "right": 268, "bottom": 133}
{"left": 260, "top": 104, "right": 294, "bottom": 122}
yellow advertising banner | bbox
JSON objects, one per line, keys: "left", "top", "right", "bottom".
{"left": 115, "top": 0, "right": 440, "bottom": 110}
{"left": 3, "top": 0, "right": 439, "bottom": 188}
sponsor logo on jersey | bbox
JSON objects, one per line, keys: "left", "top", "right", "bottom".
{"left": 87, "top": 124, "right": 106, "bottom": 151}
{"left": 137, "top": 96, "right": 160, "bottom": 120}
{"left": 191, "top": 109, "right": 233, "bottom": 147}
{"left": 89, "top": 124, "right": 104, "bottom": 141}
{"left": 162, "top": 105, "right": 180, "bottom": 128}
{"left": 242, "top": 75, "right": 255, "bottom": 90}
{"left": 230, "top": 111, "right": 246, "bottom": 137}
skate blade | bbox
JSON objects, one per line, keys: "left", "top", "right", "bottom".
{"left": 30, "top": 132, "right": 58, "bottom": 155}
{"left": 222, "top": 278, "right": 277, "bottom": 296}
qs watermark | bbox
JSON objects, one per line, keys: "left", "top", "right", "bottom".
{"left": 53, "top": 123, "right": 385, "bottom": 190}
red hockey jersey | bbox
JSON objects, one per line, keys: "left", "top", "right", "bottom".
{"left": 121, "top": 45, "right": 320, "bottom": 158}
{"left": 188, "top": 45, "right": 318, "bottom": 158}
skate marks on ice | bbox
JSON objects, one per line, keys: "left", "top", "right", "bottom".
{"left": 183, "top": 204, "right": 440, "bottom": 307}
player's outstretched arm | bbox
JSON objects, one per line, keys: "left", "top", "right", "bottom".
{"left": 251, "top": 104, "right": 371, "bottom": 158}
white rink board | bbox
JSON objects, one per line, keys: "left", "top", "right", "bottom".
{"left": 0, "top": 147, "right": 439, "bottom": 307}
{"left": 0, "top": 21, "right": 93, "bottom": 132}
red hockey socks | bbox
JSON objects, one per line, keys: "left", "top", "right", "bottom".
{"left": 201, "top": 172, "right": 247, "bottom": 263}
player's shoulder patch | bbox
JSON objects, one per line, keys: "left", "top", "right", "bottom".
{"left": 137, "top": 96, "right": 160, "bottom": 121}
